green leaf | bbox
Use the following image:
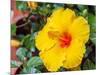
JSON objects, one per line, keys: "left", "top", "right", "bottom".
{"left": 88, "top": 13, "right": 96, "bottom": 32}
{"left": 82, "top": 59, "right": 96, "bottom": 70}
{"left": 16, "top": 1, "right": 28, "bottom": 11}
{"left": 26, "top": 51, "right": 32, "bottom": 59}
{"left": 21, "top": 34, "right": 36, "bottom": 52}
{"left": 36, "top": 3, "right": 53, "bottom": 16}
{"left": 85, "top": 46, "right": 92, "bottom": 58}
{"left": 20, "top": 56, "right": 43, "bottom": 74}
{"left": 27, "top": 56, "right": 43, "bottom": 67}
{"left": 11, "top": 24, "right": 16, "bottom": 36}
{"left": 17, "top": 35, "right": 25, "bottom": 41}
{"left": 16, "top": 47, "right": 28, "bottom": 61}
{"left": 82, "top": 9, "right": 88, "bottom": 18}
{"left": 90, "top": 33, "right": 96, "bottom": 44}
{"left": 88, "top": 13, "right": 96, "bottom": 44}
{"left": 21, "top": 35, "right": 31, "bottom": 48}
{"left": 53, "top": 4, "right": 64, "bottom": 8}
{"left": 77, "top": 5, "right": 88, "bottom": 11}
{"left": 11, "top": 60, "right": 21, "bottom": 68}
{"left": 21, "top": 66, "right": 41, "bottom": 74}
{"left": 89, "top": 14, "right": 96, "bottom": 39}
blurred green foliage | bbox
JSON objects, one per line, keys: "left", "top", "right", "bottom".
{"left": 11, "top": 24, "right": 16, "bottom": 36}
{"left": 82, "top": 59, "right": 95, "bottom": 70}
{"left": 11, "top": 60, "right": 21, "bottom": 68}
{"left": 16, "top": 1, "right": 28, "bottom": 11}
{"left": 16, "top": 47, "right": 28, "bottom": 61}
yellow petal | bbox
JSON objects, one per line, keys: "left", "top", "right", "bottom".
{"left": 46, "top": 8, "right": 76, "bottom": 34}
{"left": 45, "top": 8, "right": 67, "bottom": 33}
{"left": 35, "top": 30, "right": 56, "bottom": 51}
{"left": 61, "top": 8, "right": 76, "bottom": 26}
{"left": 40, "top": 44, "right": 66, "bottom": 71}
{"left": 63, "top": 39, "right": 85, "bottom": 69}
{"left": 50, "top": 8, "right": 64, "bottom": 20}
{"left": 47, "top": 8, "right": 64, "bottom": 25}
{"left": 69, "top": 17, "right": 90, "bottom": 43}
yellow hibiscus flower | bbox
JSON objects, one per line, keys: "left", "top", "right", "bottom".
{"left": 35, "top": 8, "right": 90, "bottom": 71}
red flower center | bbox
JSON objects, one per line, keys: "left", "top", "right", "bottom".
{"left": 48, "top": 31, "right": 72, "bottom": 48}
{"left": 59, "top": 32, "right": 72, "bottom": 48}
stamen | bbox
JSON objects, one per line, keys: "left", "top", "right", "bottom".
{"left": 48, "top": 31, "right": 60, "bottom": 39}
{"left": 48, "top": 31, "right": 72, "bottom": 48}
{"left": 59, "top": 32, "right": 72, "bottom": 48}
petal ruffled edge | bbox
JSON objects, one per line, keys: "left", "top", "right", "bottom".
{"left": 40, "top": 44, "right": 66, "bottom": 71}
{"left": 69, "top": 16, "right": 90, "bottom": 43}
{"left": 35, "top": 30, "right": 56, "bottom": 51}
{"left": 61, "top": 8, "right": 76, "bottom": 26}
{"left": 63, "top": 39, "right": 86, "bottom": 69}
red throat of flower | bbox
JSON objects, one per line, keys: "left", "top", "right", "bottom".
{"left": 48, "top": 31, "right": 72, "bottom": 48}
{"left": 59, "top": 32, "right": 72, "bottom": 48}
